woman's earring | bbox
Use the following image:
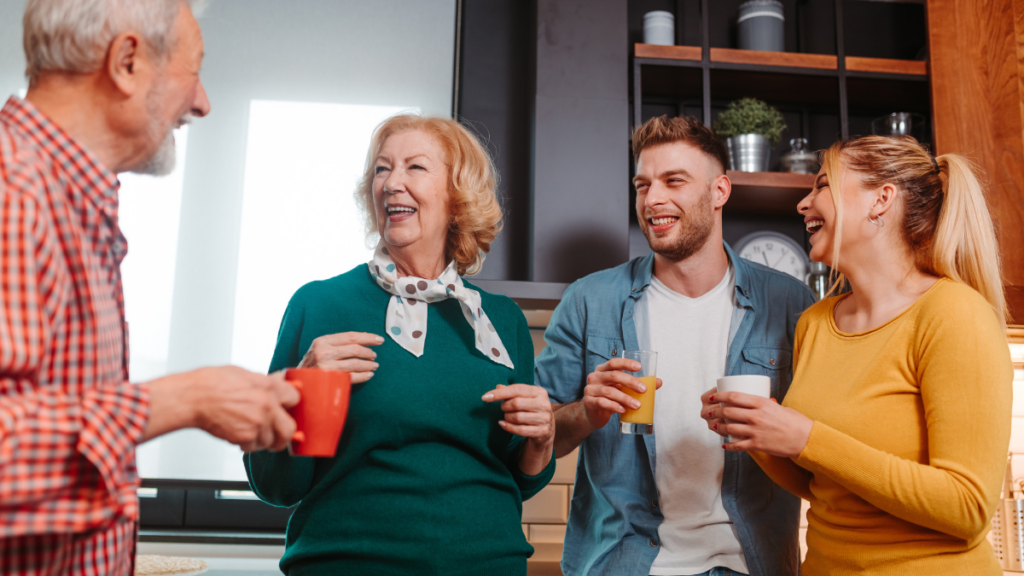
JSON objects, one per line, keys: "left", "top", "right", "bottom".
{"left": 868, "top": 214, "right": 884, "bottom": 228}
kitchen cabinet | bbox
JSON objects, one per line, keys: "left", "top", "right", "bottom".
{"left": 927, "top": 0, "right": 1024, "bottom": 324}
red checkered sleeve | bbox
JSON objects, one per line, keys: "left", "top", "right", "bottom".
{"left": 0, "top": 151, "right": 150, "bottom": 536}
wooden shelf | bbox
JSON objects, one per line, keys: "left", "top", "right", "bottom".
{"left": 711, "top": 48, "right": 838, "bottom": 71}
{"left": 634, "top": 44, "right": 926, "bottom": 77}
{"left": 635, "top": 44, "right": 701, "bottom": 61}
{"left": 846, "top": 56, "right": 927, "bottom": 76}
{"left": 726, "top": 171, "right": 815, "bottom": 215}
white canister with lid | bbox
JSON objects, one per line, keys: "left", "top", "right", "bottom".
{"left": 643, "top": 11, "right": 675, "bottom": 46}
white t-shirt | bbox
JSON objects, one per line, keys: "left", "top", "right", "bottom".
{"left": 636, "top": 266, "right": 748, "bottom": 576}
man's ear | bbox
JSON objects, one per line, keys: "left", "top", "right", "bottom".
{"left": 712, "top": 173, "right": 732, "bottom": 209}
{"left": 106, "top": 32, "right": 144, "bottom": 96}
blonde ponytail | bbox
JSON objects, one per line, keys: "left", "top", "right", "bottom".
{"left": 818, "top": 137, "right": 1007, "bottom": 327}
{"left": 932, "top": 154, "right": 1007, "bottom": 327}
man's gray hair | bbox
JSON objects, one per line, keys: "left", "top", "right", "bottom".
{"left": 22, "top": 0, "right": 204, "bottom": 82}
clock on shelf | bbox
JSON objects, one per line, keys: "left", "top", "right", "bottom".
{"left": 733, "top": 231, "right": 809, "bottom": 281}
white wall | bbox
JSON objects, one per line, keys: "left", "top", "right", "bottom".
{"left": 0, "top": 1, "right": 29, "bottom": 98}
{"left": 165, "top": 0, "right": 455, "bottom": 376}
{"left": 0, "top": 0, "right": 455, "bottom": 481}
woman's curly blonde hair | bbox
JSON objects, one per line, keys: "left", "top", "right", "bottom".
{"left": 354, "top": 114, "right": 503, "bottom": 276}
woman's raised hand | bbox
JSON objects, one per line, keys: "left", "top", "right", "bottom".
{"left": 699, "top": 386, "right": 724, "bottom": 433}
{"left": 299, "top": 332, "right": 385, "bottom": 384}
{"left": 701, "top": 389, "right": 814, "bottom": 459}
{"left": 482, "top": 384, "right": 555, "bottom": 476}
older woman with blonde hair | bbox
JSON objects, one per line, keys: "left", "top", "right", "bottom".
{"left": 245, "top": 114, "right": 555, "bottom": 575}
{"left": 701, "top": 135, "right": 1013, "bottom": 574}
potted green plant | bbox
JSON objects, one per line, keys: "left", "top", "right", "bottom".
{"left": 713, "top": 97, "right": 787, "bottom": 172}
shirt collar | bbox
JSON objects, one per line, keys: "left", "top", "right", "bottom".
{"left": 629, "top": 253, "right": 655, "bottom": 298}
{"left": 629, "top": 241, "right": 755, "bottom": 309}
{"left": 725, "top": 241, "right": 755, "bottom": 309}
{"left": 0, "top": 96, "right": 121, "bottom": 216}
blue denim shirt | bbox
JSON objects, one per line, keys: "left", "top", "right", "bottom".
{"left": 535, "top": 243, "right": 816, "bottom": 576}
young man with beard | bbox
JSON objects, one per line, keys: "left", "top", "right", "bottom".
{"left": 535, "top": 116, "right": 815, "bottom": 576}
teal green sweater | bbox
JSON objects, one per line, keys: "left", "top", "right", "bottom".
{"left": 244, "top": 265, "right": 554, "bottom": 576}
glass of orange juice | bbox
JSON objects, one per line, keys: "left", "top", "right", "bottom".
{"left": 620, "top": 350, "right": 657, "bottom": 435}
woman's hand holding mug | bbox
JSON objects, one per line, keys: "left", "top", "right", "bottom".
{"left": 300, "top": 332, "right": 384, "bottom": 383}
{"left": 700, "top": 386, "right": 814, "bottom": 459}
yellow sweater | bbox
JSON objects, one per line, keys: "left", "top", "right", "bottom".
{"left": 751, "top": 279, "right": 1013, "bottom": 575}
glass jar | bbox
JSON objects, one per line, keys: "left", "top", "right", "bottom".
{"left": 781, "top": 138, "right": 818, "bottom": 174}
{"left": 806, "top": 262, "right": 830, "bottom": 301}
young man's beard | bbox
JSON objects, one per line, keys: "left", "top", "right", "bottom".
{"left": 641, "top": 184, "right": 715, "bottom": 262}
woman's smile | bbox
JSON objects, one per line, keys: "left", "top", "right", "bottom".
{"left": 385, "top": 202, "right": 418, "bottom": 223}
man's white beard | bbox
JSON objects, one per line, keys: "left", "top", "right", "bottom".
{"left": 128, "top": 129, "right": 177, "bottom": 176}
{"left": 126, "top": 79, "right": 191, "bottom": 177}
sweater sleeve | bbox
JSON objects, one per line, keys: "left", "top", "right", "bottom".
{"left": 793, "top": 295, "right": 1013, "bottom": 541}
{"left": 749, "top": 452, "right": 814, "bottom": 500}
{"left": 244, "top": 288, "right": 316, "bottom": 508}
{"left": 504, "top": 308, "right": 555, "bottom": 500}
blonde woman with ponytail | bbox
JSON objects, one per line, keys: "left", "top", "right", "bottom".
{"left": 699, "top": 135, "right": 1013, "bottom": 574}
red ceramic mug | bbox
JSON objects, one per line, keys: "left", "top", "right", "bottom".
{"left": 284, "top": 368, "right": 351, "bottom": 457}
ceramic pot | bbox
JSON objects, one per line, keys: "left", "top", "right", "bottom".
{"left": 643, "top": 11, "right": 674, "bottom": 46}
{"left": 738, "top": 0, "right": 784, "bottom": 52}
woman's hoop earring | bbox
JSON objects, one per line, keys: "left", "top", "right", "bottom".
{"left": 869, "top": 214, "right": 884, "bottom": 228}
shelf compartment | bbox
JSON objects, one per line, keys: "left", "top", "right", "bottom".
{"left": 638, "top": 64, "right": 704, "bottom": 101}
{"left": 726, "top": 171, "right": 814, "bottom": 215}
{"left": 846, "top": 76, "right": 931, "bottom": 115}
{"left": 710, "top": 68, "right": 840, "bottom": 109}
{"left": 635, "top": 43, "right": 702, "bottom": 62}
{"left": 710, "top": 48, "right": 838, "bottom": 71}
{"left": 846, "top": 56, "right": 927, "bottom": 76}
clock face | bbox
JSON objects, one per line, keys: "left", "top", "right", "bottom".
{"left": 735, "top": 232, "right": 809, "bottom": 281}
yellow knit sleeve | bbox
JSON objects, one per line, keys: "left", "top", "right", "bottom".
{"left": 794, "top": 284, "right": 1013, "bottom": 541}
{"left": 749, "top": 451, "right": 813, "bottom": 500}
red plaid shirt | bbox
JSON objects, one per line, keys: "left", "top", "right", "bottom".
{"left": 0, "top": 97, "right": 150, "bottom": 576}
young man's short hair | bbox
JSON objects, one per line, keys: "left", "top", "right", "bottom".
{"left": 631, "top": 115, "right": 729, "bottom": 175}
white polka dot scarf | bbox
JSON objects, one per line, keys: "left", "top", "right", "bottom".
{"left": 367, "top": 243, "right": 514, "bottom": 369}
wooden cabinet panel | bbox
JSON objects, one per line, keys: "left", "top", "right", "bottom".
{"left": 928, "top": 0, "right": 1024, "bottom": 322}
{"left": 523, "top": 485, "right": 569, "bottom": 524}
{"left": 552, "top": 448, "right": 578, "bottom": 484}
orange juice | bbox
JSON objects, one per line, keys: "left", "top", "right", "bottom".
{"left": 621, "top": 376, "right": 656, "bottom": 424}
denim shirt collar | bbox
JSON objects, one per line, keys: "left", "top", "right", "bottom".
{"left": 628, "top": 241, "right": 755, "bottom": 311}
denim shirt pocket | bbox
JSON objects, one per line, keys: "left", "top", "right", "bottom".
{"left": 740, "top": 347, "right": 793, "bottom": 398}
{"left": 584, "top": 335, "right": 624, "bottom": 376}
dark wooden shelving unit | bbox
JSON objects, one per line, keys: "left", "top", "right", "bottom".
{"left": 628, "top": 0, "right": 931, "bottom": 257}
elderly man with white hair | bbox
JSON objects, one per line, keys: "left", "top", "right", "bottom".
{"left": 0, "top": 1, "right": 301, "bottom": 574}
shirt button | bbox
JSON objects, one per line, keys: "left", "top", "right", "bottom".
{"left": 770, "top": 358, "right": 776, "bottom": 366}
{"left": 652, "top": 500, "right": 658, "bottom": 508}
{"left": 649, "top": 539, "right": 658, "bottom": 547}
{"left": 612, "top": 349, "right": 618, "bottom": 356}
{"left": 632, "top": 287, "right": 637, "bottom": 292}
{"left": 744, "top": 289, "right": 749, "bottom": 296}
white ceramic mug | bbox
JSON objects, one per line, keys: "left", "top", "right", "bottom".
{"left": 716, "top": 374, "right": 771, "bottom": 443}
